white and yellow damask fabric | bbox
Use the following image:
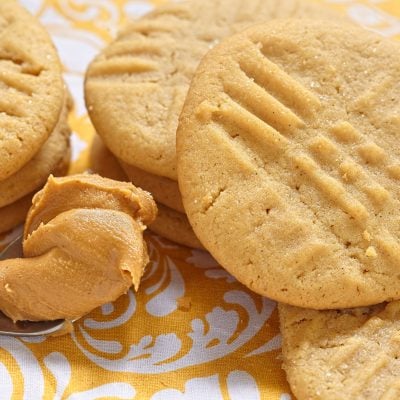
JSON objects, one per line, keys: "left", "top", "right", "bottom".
{"left": 0, "top": 1, "right": 399, "bottom": 399}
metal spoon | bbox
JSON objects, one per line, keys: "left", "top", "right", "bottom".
{"left": 0, "top": 236, "right": 68, "bottom": 336}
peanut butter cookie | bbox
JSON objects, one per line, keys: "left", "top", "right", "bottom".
{"left": 0, "top": 97, "right": 71, "bottom": 207}
{"left": 85, "top": 0, "right": 341, "bottom": 180}
{"left": 177, "top": 20, "right": 400, "bottom": 309}
{"left": 0, "top": 0, "right": 64, "bottom": 180}
{"left": 279, "top": 302, "right": 400, "bottom": 399}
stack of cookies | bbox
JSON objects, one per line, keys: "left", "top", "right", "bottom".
{"left": 177, "top": 18, "right": 400, "bottom": 400}
{"left": 85, "top": 0, "right": 339, "bottom": 249}
{"left": 85, "top": 0, "right": 400, "bottom": 396}
{"left": 0, "top": 0, "right": 71, "bottom": 234}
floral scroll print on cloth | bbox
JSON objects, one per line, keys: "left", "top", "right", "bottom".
{"left": 73, "top": 236, "right": 276, "bottom": 374}
{"left": 0, "top": 1, "right": 399, "bottom": 399}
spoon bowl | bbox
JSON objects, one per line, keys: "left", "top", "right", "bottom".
{"left": 0, "top": 236, "right": 69, "bottom": 336}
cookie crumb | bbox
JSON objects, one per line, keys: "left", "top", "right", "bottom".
{"left": 365, "top": 246, "right": 377, "bottom": 258}
{"left": 363, "top": 230, "right": 372, "bottom": 242}
{"left": 4, "top": 283, "right": 12, "bottom": 293}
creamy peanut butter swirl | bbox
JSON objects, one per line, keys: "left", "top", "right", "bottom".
{"left": 0, "top": 174, "right": 156, "bottom": 322}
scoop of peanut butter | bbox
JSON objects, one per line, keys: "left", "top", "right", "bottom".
{"left": 0, "top": 174, "right": 157, "bottom": 322}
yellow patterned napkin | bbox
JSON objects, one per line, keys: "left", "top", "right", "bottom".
{"left": 0, "top": 1, "right": 399, "bottom": 399}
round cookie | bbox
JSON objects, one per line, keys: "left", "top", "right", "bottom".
{"left": 177, "top": 20, "right": 400, "bottom": 309}
{"left": 85, "top": 0, "right": 341, "bottom": 180}
{"left": 0, "top": 146, "right": 71, "bottom": 234}
{"left": 149, "top": 203, "right": 203, "bottom": 249}
{"left": 279, "top": 302, "right": 400, "bottom": 399}
{"left": 0, "top": 0, "right": 64, "bottom": 180}
{"left": 90, "top": 135, "right": 184, "bottom": 212}
{"left": 0, "top": 97, "right": 71, "bottom": 208}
